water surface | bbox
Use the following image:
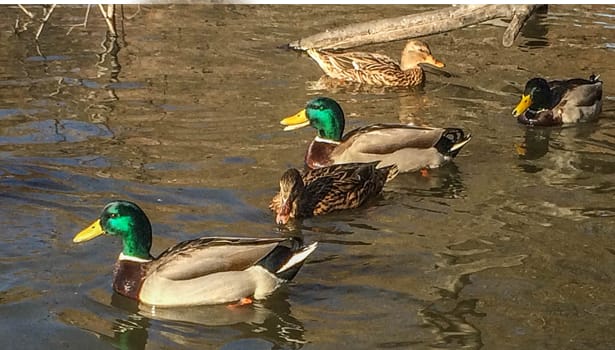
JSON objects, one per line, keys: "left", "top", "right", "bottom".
{"left": 1, "top": 4, "right": 615, "bottom": 350}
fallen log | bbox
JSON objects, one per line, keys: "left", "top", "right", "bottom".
{"left": 288, "top": 4, "right": 542, "bottom": 50}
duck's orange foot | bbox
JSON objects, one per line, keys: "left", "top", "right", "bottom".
{"left": 420, "top": 168, "right": 429, "bottom": 177}
{"left": 514, "top": 143, "right": 527, "bottom": 156}
{"left": 227, "top": 297, "right": 254, "bottom": 309}
{"left": 238, "top": 297, "right": 253, "bottom": 306}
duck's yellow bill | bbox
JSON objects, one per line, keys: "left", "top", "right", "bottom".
{"left": 512, "top": 94, "right": 532, "bottom": 117}
{"left": 280, "top": 109, "right": 310, "bottom": 131}
{"left": 73, "top": 219, "right": 104, "bottom": 243}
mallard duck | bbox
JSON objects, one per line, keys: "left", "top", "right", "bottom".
{"left": 512, "top": 75, "right": 603, "bottom": 126}
{"left": 72, "top": 200, "right": 317, "bottom": 307}
{"left": 270, "top": 162, "right": 398, "bottom": 224}
{"left": 306, "top": 40, "right": 444, "bottom": 87}
{"left": 280, "top": 97, "right": 472, "bottom": 173}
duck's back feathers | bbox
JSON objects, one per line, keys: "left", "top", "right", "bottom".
{"left": 149, "top": 237, "right": 284, "bottom": 280}
{"left": 307, "top": 49, "right": 409, "bottom": 86}
{"left": 307, "top": 49, "right": 400, "bottom": 74}
{"left": 302, "top": 162, "right": 397, "bottom": 216}
{"left": 329, "top": 125, "right": 471, "bottom": 172}
{"left": 139, "top": 237, "right": 316, "bottom": 306}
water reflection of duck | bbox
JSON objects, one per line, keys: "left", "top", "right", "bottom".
{"left": 516, "top": 123, "right": 603, "bottom": 184}
{"left": 515, "top": 127, "right": 552, "bottom": 161}
{"left": 419, "top": 299, "right": 483, "bottom": 349}
{"left": 280, "top": 97, "right": 472, "bottom": 173}
{"left": 385, "top": 162, "right": 466, "bottom": 200}
{"left": 98, "top": 292, "right": 306, "bottom": 350}
{"left": 140, "top": 293, "right": 306, "bottom": 348}
{"left": 306, "top": 40, "right": 445, "bottom": 87}
{"left": 512, "top": 75, "right": 603, "bottom": 126}
{"left": 270, "top": 162, "right": 398, "bottom": 224}
{"left": 72, "top": 200, "right": 317, "bottom": 307}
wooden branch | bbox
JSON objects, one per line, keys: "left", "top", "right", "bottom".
{"left": 98, "top": 4, "right": 116, "bottom": 35}
{"left": 18, "top": 4, "right": 35, "bottom": 19}
{"left": 502, "top": 5, "right": 539, "bottom": 47}
{"left": 35, "top": 3, "right": 56, "bottom": 41}
{"left": 288, "top": 4, "right": 540, "bottom": 50}
{"left": 66, "top": 5, "right": 91, "bottom": 35}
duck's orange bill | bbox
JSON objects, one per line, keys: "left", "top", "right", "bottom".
{"left": 73, "top": 219, "right": 104, "bottom": 243}
{"left": 512, "top": 94, "right": 532, "bottom": 117}
{"left": 426, "top": 55, "right": 445, "bottom": 68}
{"left": 280, "top": 109, "right": 310, "bottom": 131}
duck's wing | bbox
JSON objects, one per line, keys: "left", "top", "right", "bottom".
{"left": 308, "top": 49, "right": 400, "bottom": 74}
{"left": 140, "top": 237, "right": 317, "bottom": 306}
{"left": 302, "top": 162, "right": 392, "bottom": 215}
{"left": 301, "top": 161, "right": 381, "bottom": 184}
{"left": 549, "top": 77, "right": 603, "bottom": 108}
{"left": 338, "top": 124, "right": 447, "bottom": 155}
{"left": 149, "top": 237, "right": 287, "bottom": 280}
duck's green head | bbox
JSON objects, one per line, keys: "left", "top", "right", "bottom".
{"left": 73, "top": 200, "right": 152, "bottom": 260}
{"left": 512, "top": 78, "right": 552, "bottom": 117}
{"left": 280, "top": 97, "right": 345, "bottom": 141}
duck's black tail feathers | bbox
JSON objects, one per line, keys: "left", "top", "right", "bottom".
{"left": 257, "top": 239, "right": 318, "bottom": 281}
{"left": 435, "top": 128, "right": 472, "bottom": 158}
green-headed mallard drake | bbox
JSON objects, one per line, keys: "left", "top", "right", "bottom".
{"left": 73, "top": 200, "right": 317, "bottom": 307}
{"left": 280, "top": 97, "right": 471, "bottom": 173}
{"left": 270, "top": 162, "right": 398, "bottom": 224}
{"left": 306, "top": 40, "right": 444, "bottom": 87}
{"left": 512, "top": 75, "right": 603, "bottom": 126}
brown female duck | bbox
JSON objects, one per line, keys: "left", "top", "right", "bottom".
{"left": 270, "top": 162, "right": 398, "bottom": 224}
{"left": 306, "top": 40, "right": 444, "bottom": 87}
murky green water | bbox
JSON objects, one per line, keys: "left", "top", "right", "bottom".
{"left": 1, "top": 4, "right": 615, "bottom": 349}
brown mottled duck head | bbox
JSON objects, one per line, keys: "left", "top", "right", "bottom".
{"left": 276, "top": 168, "right": 305, "bottom": 225}
{"left": 400, "top": 40, "right": 445, "bottom": 70}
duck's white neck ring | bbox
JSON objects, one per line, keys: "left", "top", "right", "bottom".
{"left": 119, "top": 252, "right": 152, "bottom": 263}
{"left": 314, "top": 136, "right": 340, "bottom": 145}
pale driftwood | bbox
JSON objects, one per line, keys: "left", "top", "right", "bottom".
{"left": 288, "top": 4, "right": 541, "bottom": 50}
{"left": 16, "top": 4, "right": 119, "bottom": 39}
{"left": 35, "top": 4, "right": 56, "bottom": 41}
{"left": 98, "top": 4, "right": 116, "bottom": 35}
{"left": 66, "top": 5, "right": 91, "bottom": 35}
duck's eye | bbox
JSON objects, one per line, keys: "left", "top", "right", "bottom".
{"left": 109, "top": 213, "right": 119, "bottom": 218}
{"left": 318, "top": 105, "right": 325, "bottom": 110}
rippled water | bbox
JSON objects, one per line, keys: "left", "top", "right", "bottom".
{"left": 1, "top": 4, "right": 615, "bottom": 349}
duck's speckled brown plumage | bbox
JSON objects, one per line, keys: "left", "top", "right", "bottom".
{"left": 270, "top": 162, "right": 398, "bottom": 224}
{"left": 512, "top": 75, "right": 603, "bottom": 126}
{"left": 306, "top": 40, "right": 444, "bottom": 87}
